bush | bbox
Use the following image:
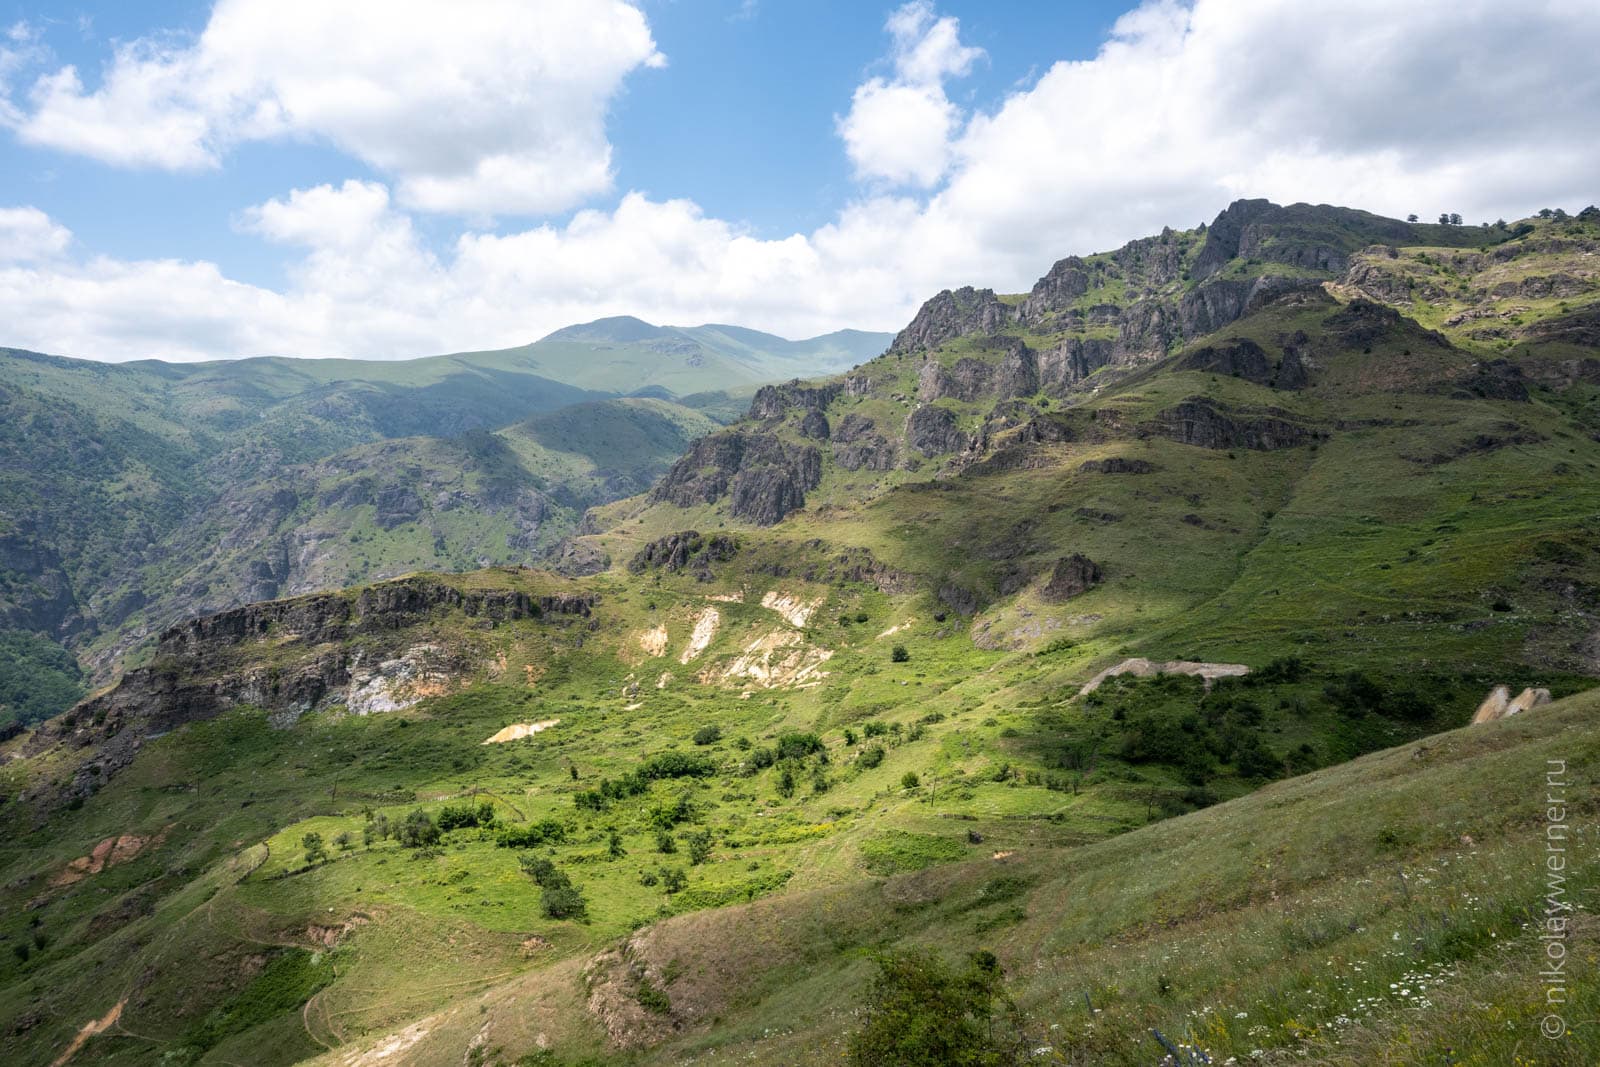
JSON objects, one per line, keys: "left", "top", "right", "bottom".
{"left": 859, "top": 744, "right": 886, "bottom": 770}
{"left": 692, "top": 724, "right": 722, "bottom": 746}
{"left": 891, "top": 645, "right": 911, "bottom": 663}
{"left": 686, "top": 829, "right": 714, "bottom": 865}
{"left": 397, "top": 809, "right": 441, "bottom": 848}
{"left": 660, "top": 866, "right": 688, "bottom": 894}
{"left": 495, "top": 819, "right": 570, "bottom": 849}
{"left": 901, "top": 771, "right": 921, "bottom": 790}
{"left": 775, "top": 731, "right": 824, "bottom": 761}
{"left": 540, "top": 883, "right": 587, "bottom": 920}
{"left": 846, "top": 950, "right": 1025, "bottom": 1066}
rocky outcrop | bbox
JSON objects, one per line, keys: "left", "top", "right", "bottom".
{"left": 1176, "top": 338, "right": 1274, "bottom": 383}
{"left": 544, "top": 536, "right": 611, "bottom": 577}
{"left": 649, "top": 430, "right": 822, "bottom": 526}
{"left": 889, "top": 287, "right": 1014, "bottom": 354}
{"left": 1521, "top": 305, "right": 1600, "bottom": 348}
{"left": 1144, "top": 397, "right": 1323, "bottom": 451}
{"left": 1019, "top": 256, "right": 1092, "bottom": 322}
{"left": 1324, "top": 298, "right": 1450, "bottom": 351}
{"left": 832, "top": 413, "right": 898, "bottom": 471}
{"left": 1036, "top": 338, "right": 1117, "bottom": 394}
{"left": 1079, "top": 457, "right": 1156, "bottom": 474}
{"left": 904, "top": 406, "right": 969, "bottom": 456}
{"left": 1194, "top": 199, "right": 1421, "bottom": 281}
{"left": 628, "top": 531, "right": 740, "bottom": 575}
{"left": 1179, "top": 276, "right": 1325, "bottom": 340}
{"left": 748, "top": 380, "right": 844, "bottom": 420}
{"left": 1041, "top": 554, "right": 1102, "bottom": 602}
{"left": 797, "top": 410, "right": 831, "bottom": 440}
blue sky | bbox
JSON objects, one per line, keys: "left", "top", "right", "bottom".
{"left": 0, "top": 1, "right": 1595, "bottom": 361}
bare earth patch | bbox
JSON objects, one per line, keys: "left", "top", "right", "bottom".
{"left": 482, "top": 719, "right": 560, "bottom": 745}
{"left": 51, "top": 828, "right": 168, "bottom": 887}
{"left": 760, "top": 589, "right": 823, "bottom": 628}
{"left": 48, "top": 998, "right": 124, "bottom": 1067}
{"left": 1077, "top": 657, "right": 1250, "bottom": 697}
{"left": 679, "top": 607, "right": 721, "bottom": 664}
{"left": 637, "top": 625, "right": 669, "bottom": 658}
{"left": 701, "top": 630, "right": 833, "bottom": 689}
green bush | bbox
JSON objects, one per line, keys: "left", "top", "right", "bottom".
{"left": 692, "top": 724, "right": 722, "bottom": 745}
{"left": 846, "top": 949, "right": 1025, "bottom": 1066}
{"left": 859, "top": 744, "right": 886, "bottom": 769}
{"left": 891, "top": 645, "right": 911, "bottom": 663}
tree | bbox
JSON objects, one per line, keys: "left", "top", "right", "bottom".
{"left": 777, "top": 765, "right": 797, "bottom": 798}
{"left": 334, "top": 831, "right": 355, "bottom": 852}
{"left": 660, "top": 866, "right": 688, "bottom": 894}
{"left": 1406, "top": 213, "right": 1419, "bottom": 222}
{"left": 891, "top": 645, "right": 911, "bottom": 663}
{"left": 686, "top": 829, "right": 714, "bottom": 866}
{"left": 607, "top": 829, "right": 626, "bottom": 859}
{"left": 397, "top": 809, "right": 440, "bottom": 848}
{"left": 1449, "top": 212, "right": 1463, "bottom": 226}
{"left": 692, "top": 724, "right": 722, "bottom": 746}
{"left": 656, "top": 830, "right": 677, "bottom": 854}
{"left": 301, "top": 831, "right": 327, "bottom": 866}
{"left": 846, "top": 950, "right": 1027, "bottom": 1066}
{"left": 901, "top": 771, "right": 921, "bottom": 790}
{"left": 1439, "top": 213, "right": 1451, "bottom": 225}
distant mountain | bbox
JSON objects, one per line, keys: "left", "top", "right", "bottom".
{"left": 4, "top": 202, "right": 1597, "bottom": 1067}
{"left": 0, "top": 318, "right": 888, "bottom": 724}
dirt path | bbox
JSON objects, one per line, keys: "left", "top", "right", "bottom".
{"left": 49, "top": 998, "right": 125, "bottom": 1067}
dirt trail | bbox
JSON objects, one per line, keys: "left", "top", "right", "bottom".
{"left": 49, "top": 999, "right": 125, "bottom": 1067}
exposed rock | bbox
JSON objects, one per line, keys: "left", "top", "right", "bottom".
{"left": 1471, "top": 685, "right": 1551, "bottom": 724}
{"left": 544, "top": 536, "right": 611, "bottom": 577}
{"left": 1117, "top": 299, "right": 1177, "bottom": 358}
{"left": 889, "top": 286, "right": 1014, "bottom": 354}
{"left": 1036, "top": 338, "right": 1117, "bottom": 394}
{"left": 1324, "top": 298, "right": 1450, "bottom": 351}
{"left": 1041, "top": 554, "right": 1102, "bottom": 602}
{"left": 1176, "top": 338, "right": 1275, "bottom": 384}
{"left": 1078, "top": 657, "right": 1251, "bottom": 696}
{"left": 1453, "top": 360, "right": 1529, "bottom": 402}
{"left": 904, "top": 405, "right": 969, "bottom": 456}
{"left": 1019, "top": 256, "right": 1092, "bottom": 321}
{"left": 797, "top": 409, "right": 831, "bottom": 440}
{"left": 832, "top": 413, "right": 897, "bottom": 471}
{"left": 1078, "top": 457, "right": 1156, "bottom": 474}
{"left": 748, "top": 380, "right": 844, "bottom": 420}
{"left": 1144, "top": 397, "right": 1322, "bottom": 451}
{"left": 1520, "top": 305, "right": 1600, "bottom": 347}
{"left": 1178, "top": 276, "right": 1325, "bottom": 340}
{"left": 649, "top": 430, "right": 822, "bottom": 525}
{"left": 628, "top": 531, "right": 740, "bottom": 575}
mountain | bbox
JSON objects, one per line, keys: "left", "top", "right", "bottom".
{"left": 1, "top": 200, "right": 1597, "bottom": 1066}
{"left": 0, "top": 320, "right": 888, "bottom": 726}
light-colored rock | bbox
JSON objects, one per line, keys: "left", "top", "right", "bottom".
{"left": 638, "top": 625, "right": 668, "bottom": 658}
{"left": 761, "top": 589, "right": 823, "bottom": 628}
{"left": 701, "top": 630, "right": 833, "bottom": 689}
{"left": 680, "top": 607, "right": 721, "bottom": 664}
{"left": 1471, "top": 685, "right": 1512, "bottom": 724}
{"left": 481, "top": 719, "right": 560, "bottom": 745}
{"left": 1078, "top": 657, "right": 1250, "bottom": 697}
{"left": 345, "top": 644, "right": 453, "bottom": 715}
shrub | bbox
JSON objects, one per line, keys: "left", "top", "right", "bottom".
{"left": 495, "top": 819, "right": 570, "bottom": 849}
{"left": 660, "top": 866, "right": 688, "bottom": 894}
{"left": 397, "top": 809, "right": 441, "bottom": 848}
{"left": 656, "top": 830, "right": 677, "bottom": 854}
{"left": 692, "top": 724, "right": 722, "bottom": 746}
{"left": 891, "top": 645, "right": 911, "bottom": 663}
{"left": 901, "top": 771, "right": 921, "bottom": 790}
{"left": 859, "top": 744, "right": 886, "bottom": 769}
{"left": 775, "top": 731, "right": 824, "bottom": 761}
{"left": 686, "top": 829, "right": 714, "bottom": 866}
{"left": 540, "top": 883, "right": 587, "bottom": 920}
{"left": 846, "top": 950, "right": 1024, "bottom": 1066}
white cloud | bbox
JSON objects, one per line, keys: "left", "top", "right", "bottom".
{"left": 837, "top": 1, "right": 983, "bottom": 188}
{"left": 6, "top": 0, "right": 663, "bottom": 215}
{"left": 2, "top": 1, "right": 1598, "bottom": 365}
{"left": 0, "top": 205, "right": 71, "bottom": 261}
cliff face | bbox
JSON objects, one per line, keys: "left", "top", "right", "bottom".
{"left": 22, "top": 575, "right": 596, "bottom": 807}
{"left": 648, "top": 430, "right": 823, "bottom": 526}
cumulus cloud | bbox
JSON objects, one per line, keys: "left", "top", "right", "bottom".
{"left": 5, "top": 0, "right": 663, "bottom": 214}
{"left": 837, "top": 1, "right": 983, "bottom": 187}
{"left": 0, "top": 205, "right": 71, "bottom": 261}
{"left": 2, "top": 0, "right": 1598, "bottom": 363}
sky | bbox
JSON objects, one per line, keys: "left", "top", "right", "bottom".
{"left": 0, "top": 0, "right": 1596, "bottom": 363}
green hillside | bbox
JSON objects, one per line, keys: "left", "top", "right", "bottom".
{"left": 0, "top": 200, "right": 1596, "bottom": 1065}
{"left": 0, "top": 318, "right": 887, "bottom": 725}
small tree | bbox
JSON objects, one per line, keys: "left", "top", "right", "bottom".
{"left": 607, "top": 829, "right": 627, "bottom": 860}
{"left": 692, "top": 724, "right": 722, "bottom": 746}
{"left": 302, "top": 831, "right": 327, "bottom": 866}
{"left": 891, "top": 645, "right": 911, "bottom": 663}
{"left": 901, "top": 771, "right": 921, "bottom": 790}
{"left": 334, "top": 831, "right": 355, "bottom": 852}
{"left": 686, "top": 829, "right": 714, "bottom": 866}
{"left": 656, "top": 829, "right": 677, "bottom": 854}
{"left": 1449, "top": 212, "right": 1463, "bottom": 226}
{"left": 398, "top": 809, "right": 440, "bottom": 849}
{"left": 660, "top": 866, "right": 688, "bottom": 894}
{"left": 1406, "top": 213, "right": 1419, "bottom": 222}
{"left": 777, "top": 765, "right": 796, "bottom": 798}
